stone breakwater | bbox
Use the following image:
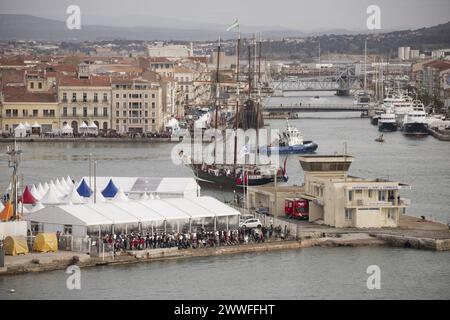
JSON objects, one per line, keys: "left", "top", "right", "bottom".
{"left": 2, "top": 231, "right": 449, "bottom": 276}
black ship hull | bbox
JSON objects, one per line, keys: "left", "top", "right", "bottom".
{"left": 402, "top": 123, "right": 428, "bottom": 136}
{"left": 378, "top": 122, "right": 397, "bottom": 132}
{"left": 191, "top": 165, "right": 283, "bottom": 190}
{"left": 370, "top": 117, "right": 379, "bottom": 125}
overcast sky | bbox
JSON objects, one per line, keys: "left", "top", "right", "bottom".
{"left": 1, "top": 0, "right": 449, "bottom": 31}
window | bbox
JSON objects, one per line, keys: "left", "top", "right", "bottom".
{"left": 103, "top": 108, "right": 108, "bottom": 117}
{"left": 62, "top": 92, "right": 67, "bottom": 102}
{"left": 38, "top": 82, "right": 42, "bottom": 89}
{"left": 64, "top": 225, "right": 73, "bottom": 235}
{"left": 345, "top": 209, "right": 353, "bottom": 220}
{"left": 116, "top": 111, "right": 119, "bottom": 117}
{"left": 378, "top": 191, "right": 386, "bottom": 202}
{"left": 152, "top": 94, "right": 156, "bottom": 98}
{"left": 368, "top": 190, "right": 373, "bottom": 198}
{"left": 83, "top": 107, "right": 87, "bottom": 117}
{"left": 152, "top": 102, "right": 156, "bottom": 108}
{"left": 94, "top": 107, "right": 98, "bottom": 117}
{"left": 103, "top": 93, "right": 108, "bottom": 102}
{"left": 6, "top": 109, "right": 11, "bottom": 117}
{"left": 116, "top": 102, "right": 120, "bottom": 108}
{"left": 72, "top": 107, "right": 77, "bottom": 116}
{"left": 63, "top": 107, "right": 68, "bottom": 117}
{"left": 33, "top": 110, "right": 38, "bottom": 117}
{"left": 83, "top": 93, "right": 87, "bottom": 102}
{"left": 116, "top": 94, "right": 119, "bottom": 99}
{"left": 30, "top": 82, "right": 34, "bottom": 89}
{"left": 72, "top": 93, "right": 77, "bottom": 102}
{"left": 22, "top": 110, "right": 28, "bottom": 117}
{"left": 94, "top": 93, "right": 98, "bottom": 102}
{"left": 348, "top": 190, "right": 353, "bottom": 202}
{"left": 12, "top": 110, "right": 18, "bottom": 117}
{"left": 387, "top": 209, "right": 395, "bottom": 220}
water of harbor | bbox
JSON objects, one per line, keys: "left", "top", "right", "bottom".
{"left": 1, "top": 247, "right": 449, "bottom": 300}
{"left": 0, "top": 91, "right": 449, "bottom": 299}
{"left": 1, "top": 91, "right": 449, "bottom": 222}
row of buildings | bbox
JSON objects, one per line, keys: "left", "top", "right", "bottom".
{"left": 412, "top": 59, "right": 450, "bottom": 112}
{"left": 0, "top": 51, "right": 210, "bottom": 135}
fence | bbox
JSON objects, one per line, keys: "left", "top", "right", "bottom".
{"left": 254, "top": 212, "right": 300, "bottom": 240}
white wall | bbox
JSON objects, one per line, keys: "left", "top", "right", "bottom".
{"left": 0, "top": 221, "right": 28, "bottom": 239}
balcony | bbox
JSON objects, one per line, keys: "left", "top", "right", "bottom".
{"left": 346, "top": 198, "right": 410, "bottom": 209}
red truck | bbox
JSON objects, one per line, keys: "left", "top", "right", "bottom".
{"left": 285, "top": 198, "right": 309, "bottom": 220}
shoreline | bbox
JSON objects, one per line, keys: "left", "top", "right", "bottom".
{"left": 0, "top": 137, "right": 179, "bottom": 143}
{"left": 1, "top": 228, "right": 449, "bottom": 277}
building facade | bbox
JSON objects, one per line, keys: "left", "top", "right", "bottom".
{"left": 57, "top": 76, "right": 112, "bottom": 133}
{"left": 111, "top": 79, "right": 163, "bottom": 133}
{"left": 1, "top": 87, "right": 59, "bottom": 133}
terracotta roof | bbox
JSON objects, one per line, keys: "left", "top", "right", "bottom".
{"left": 52, "top": 64, "right": 78, "bottom": 73}
{"left": 2, "top": 86, "right": 57, "bottom": 103}
{"left": 424, "top": 60, "right": 450, "bottom": 71}
{"left": 0, "top": 56, "right": 26, "bottom": 66}
{"left": 58, "top": 75, "right": 111, "bottom": 87}
{"left": 1, "top": 69, "right": 25, "bottom": 86}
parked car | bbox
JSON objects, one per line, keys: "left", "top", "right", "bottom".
{"left": 239, "top": 218, "right": 262, "bottom": 229}
{"left": 255, "top": 207, "right": 270, "bottom": 216}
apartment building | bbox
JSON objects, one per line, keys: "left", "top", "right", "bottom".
{"left": 58, "top": 75, "right": 111, "bottom": 133}
{"left": 111, "top": 78, "right": 163, "bottom": 134}
{"left": 0, "top": 86, "right": 59, "bottom": 133}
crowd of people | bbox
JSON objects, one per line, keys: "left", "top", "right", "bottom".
{"left": 100, "top": 225, "right": 291, "bottom": 252}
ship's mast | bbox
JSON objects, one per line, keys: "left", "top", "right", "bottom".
{"left": 214, "top": 37, "right": 221, "bottom": 164}
{"left": 7, "top": 140, "right": 22, "bottom": 220}
{"left": 364, "top": 39, "right": 367, "bottom": 92}
{"left": 234, "top": 32, "right": 241, "bottom": 165}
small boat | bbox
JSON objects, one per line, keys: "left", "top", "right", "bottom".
{"left": 262, "top": 120, "right": 318, "bottom": 155}
{"left": 378, "top": 109, "right": 398, "bottom": 132}
{"left": 375, "top": 134, "right": 385, "bottom": 143}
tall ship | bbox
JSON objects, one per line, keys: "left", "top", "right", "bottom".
{"left": 401, "top": 101, "right": 428, "bottom": 136}
{"left": 182, "top": 37, "right": 288, "bottom": 190}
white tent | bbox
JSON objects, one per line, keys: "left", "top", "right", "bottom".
{"left": 89, "top": 188, "right": 106, "bottom": 203}
{"left": 0, "top": 201, "right": 4, "bottom": 211}
{"left": 30, "top": 201, "right": 45, "bottom": 213}
{"left": 30, "top": 185, "right": 43, "bottom": 201}
{"left": 79, "top": 121, "right": 89, "bottom": 135}
{"left": 65, "top": 176, "right": 74, "bottom": 187}
{"left": 62, "top": 123, "right": 74, "bottom": 135}
{"left": 43, "top": 182, "right": 50, "bottom": 193}
{"left": 64, "top": 188, "right": 86, "bottom": 205}
{"left": 24, "top": 122, "right": 31, "bottom": 132}
{"left": 24, "top": 197, "right": 240, "bottom": 237}
{"left": 138, "top": 193, "right": 149, "bottom": 201}
{"left": 14, "top": 123, "right": 27, "bottom": 138}
{"left": 32, "top": 122, "right": 41, "bottom": 128}
{"left": 113, "top": 189, "right": 129, "bottom": 202}
{"left": 165, "top": 118, "right": 179, "bottom": 130}
{"left": 88, "top": 121, "right": 99, "bottom": 136}
{"left": 40, "top": 185, "right": 63, "bottom": 205}
{"left": 50, "top": 180, "right": 66, "bottom": 198}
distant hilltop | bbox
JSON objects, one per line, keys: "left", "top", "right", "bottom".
{"left": 0, "top": 14, "right": 449, "bottom": 52}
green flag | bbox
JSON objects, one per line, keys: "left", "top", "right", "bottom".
{"left": 226, "top": 19, "right": 239, "bottom": 31}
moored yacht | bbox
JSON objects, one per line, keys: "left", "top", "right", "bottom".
{"left": 378, "top": 109, "right": 398, "bottom": 132}
{"left": 401, "top": 101, "right": 428, "bottom": 136}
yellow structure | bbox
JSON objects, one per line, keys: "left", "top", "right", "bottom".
{"left": 3, "top": 236, "right": 29, "bottom": 256}
{"left": 248, "top": 155, "right": 410, "bottom": 229}
{"left": 298, "top": 155, "right": 409, "bottom": 228}
{"left": 1, "top": 87, "right": 59, "bottom": 134}
{"left": 32, "top": 233, "right": 58, "bottom": 253}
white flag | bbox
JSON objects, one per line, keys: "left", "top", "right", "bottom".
{"left": 226, "top": 19, "right": 239, "bottom": 32}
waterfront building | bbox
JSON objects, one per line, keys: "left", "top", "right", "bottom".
{"left": 147, "top": 43, "right": 192, "bottom": 59}
{"left": 111, "top": 78, "right": 163, "bottom": 133}
{"left": 248, "top": 155, "right": 410, "bottom": 229}
{"left": 57, "top": 75, "right": 112, "bottom": 133}
{"left": 0, "top": 86, "right": 59, "bottom": 134}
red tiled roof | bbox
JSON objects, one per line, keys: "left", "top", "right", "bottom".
{"left": 58, "top": 75, "right": 111, "bottom": 87}
{"left": 424, "top": 60, "right": 450, "bottom": 71}
{"left": 2, "top": 86, "right": 57, "bottom": 103}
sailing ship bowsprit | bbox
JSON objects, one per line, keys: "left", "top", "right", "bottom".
{"left": 182, "top": 36, "right": 288, "bottom": 190}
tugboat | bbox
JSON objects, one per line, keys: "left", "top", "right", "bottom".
{"left": 262, "top": 119, "right": 318, "bottom": 154}
{"left": 378, "top": 109, "right": 398, "bottom": 132}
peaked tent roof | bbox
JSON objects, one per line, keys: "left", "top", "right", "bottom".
{"left": 30, "top": 184, "right": 42, "bottom": 201}
{"left": 113, "top": 189, "right": 129, "bottom": 202}
{"left": 22, "top": 186, "right": 36, "bottom": 204}
{"left": 77, "top": 179, "right": 92, "bottom": 197}
{"left": 101, "top": 179, "right": 119, "bottom": 198}
{"left": 0, "top": 201, "right": 5, "bottom": 211}
{"left": 40, "top": 185, "right": 63, "bottom": 205}
{"left": 0, "top": 201, "right": 14, "bottom": 221}
{"left": 65, "top": 188, "right": 86, "bottom": 204}
{"left": 30, "top": 202, "right": 45, "bottom": 213}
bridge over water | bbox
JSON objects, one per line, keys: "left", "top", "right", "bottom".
{"left": 263, "top": 102, "right": 367, "bottom": 112}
